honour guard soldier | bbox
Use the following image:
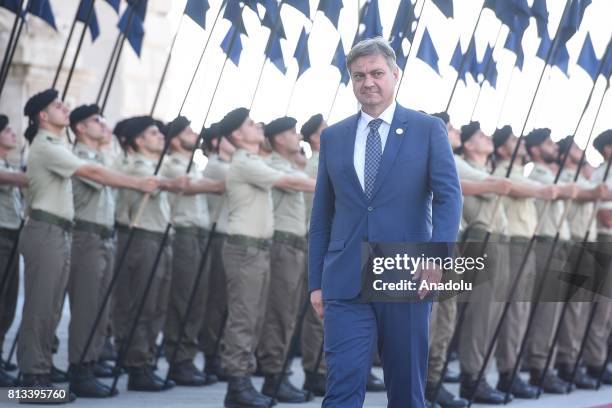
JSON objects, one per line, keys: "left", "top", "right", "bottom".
{"left": 0, "top": 114, "right": 25, "bottom": 387}
{"left": 161, "top": 116, "right": 224, "bottom": 386}
{"left": 217, "top": 108, "right": 314, "bottom": 408}
{"left": 256, "top": 116, "right": 312, "bottom": 403}
{"left": 17, "top": 90, "right": 157, "bottom": 401}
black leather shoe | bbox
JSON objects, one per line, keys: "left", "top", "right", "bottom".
{"left": 496, "top": 372, "right": 537, "bottom": 399}
{"left": 99, "top": 337, "right": 117, "bottom": 362}
{"left": 443, "top": 369, "right": 460, "bottom": 384}
{"left": 558, "top": 363, "right": 597, "bottom": 390}
{"left": 366, "top": 371, "right": 385, "bottom": 392}
{"left": 205, "top": 354, "right": 226, "bottom": 383}
{"left": 50, "top": 365, "right": 69, "bottom": 383}
{"left": 587, "top": 365, "right": 612, "bottom": 385}
{"left": 303, "top": 370, "right": 326, "bottom": 397}
{"left": 20, "top": 373, "right": 77, "bottom": 403}
{"left": 225, "top": 376, "right": 273, "bottom": 408}
{"left": 168, "top": 360, "right": 207, "bottom": 386}
{"left": 262, "top": 373, "right": 312, "bottom": 403}
{"left": 425, "top": 382, "right": 468, "bottom": 407}
{"left": 529, "top": 369, "right": 570, "bottom": 394}
{"left": 69, "top": 363, "right": 117, "bottom": 398}
{"left": 0, "top": 368, "right": 17, "bottom": 387}
{"left": 127, "top": 366, "right": 173, "bottom": 392}
{"left": 93, "top": 361, "right": 114, "bottom": 378}
{"left": 459, "top": 374, "right": 507, "bottom": 405}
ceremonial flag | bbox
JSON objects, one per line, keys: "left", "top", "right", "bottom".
{"left": 318, "top": 0, "right": 343, "bottom": 28}
{"left": 293, "top": 27, "right": 311, "bottom": 78}
{"left": 76, "top": 0, "right": 100, "bottom": 41}
{"left": 431, "top": 0, "right": 453, "bottom": 19}
{"left": 416, "top": 28, "right": 440, "bottom": 75}
{"left": 331, "top": 39, "right": 350, "bottom": 85}
{"left": 359, "top": 0, "right": 383, "bottom": 41}
{"left": 285, "top": 0, "right": 309, "bottom": 19}
{"left": 27, "top": 0, "right": 57, "bottom": 30}
{"left": 576, "top": 33, "right": 598, "bottom": 81}
{"left": 266, "top": 30, "right": 286, "bottom": 74}
{"left": 118, "top": 3, "right": 146, "bottom": 57}
{"left": 184, "top": 0, "right": 210, "bottom": 30}
{"left": 224, "top": 0, "right": 248, "bottom": 36}
{"left": 221, "top": 25, "right": 243, "bottom": 66}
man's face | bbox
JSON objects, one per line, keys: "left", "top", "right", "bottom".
{"left": 0, "top": 125, "right": 17, "bottom": 150}
{"left": 235, "top": 117, "right": 264, "bottom": 144}
{"left": 447, "top": 122, "right": 460, "bottom": 149}
{"left": 274, "top": 127, "right": 301, "bottom": 153}
{"left": 501, "top": 134, "right": 526, "bottom": 159}
{"left": 137, "top": 125, "right": 165, "bottom": 154}
{"left": 465, "top": 130, "right": 493, "bottom": 156}
{"left": 77, "top": 114, "right": 106, "bottom": 142}
{"left": 218, "top": 136, "right": 236, "bottom": 156}
{"left": 41, "top": 99, "right": 70, "bottom": 127}
{"left": 177, "top": 126, "right": 198, "bottom": 151}
{"left": 537, "top": 137, "right": 558, "bottom": 163}
{"left": 567, "top": 142, "right": 582, "bottom": 163}
{"left": 349, "top": 53, "right": 399, "bottom": 110}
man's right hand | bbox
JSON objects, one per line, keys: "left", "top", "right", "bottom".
{"left": 139, "top": 176, "right": 159, "bottom": 193}
{"left": 310, "top": 289, "right": 324, "bottom": 319}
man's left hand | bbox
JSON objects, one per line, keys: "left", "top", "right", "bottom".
{"left": 412, "top": 266, "right": 442, "bottom": 299}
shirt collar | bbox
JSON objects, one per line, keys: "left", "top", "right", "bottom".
{"left": 359, "top": 101, "right": 397, "bottom": 127}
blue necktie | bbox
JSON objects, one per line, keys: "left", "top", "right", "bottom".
{"left": 364, "top": 118, "right": 383, "bottom": 199}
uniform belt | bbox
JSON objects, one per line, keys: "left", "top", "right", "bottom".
{"left": 464, "top": 228, "right": 508, "bottom": 243}
{"left": 597, "top": 233, "right": 612, "bottom": 243}
{"left": 226, "top": 234, "right": 271, "bottom": 250}
{"left": 510, "top": 236, "right": 531, "bottom": 244}
{"left": 133, "top": 227, "right": 168, "bottom": 242}
{"left": 535, "top": 235, "right": 556, "bottom": 243}
{"left": 74, "top": 219, "right": 114, "bottom": 239}
{"left": 273, "top": 231, "right": 307, "bottom": 251}
{"left": 174, "top": 226, "right": 209, "bottom": 238}
{"left": 0, "top": 227, "right": 20, "bottom": 240}
{"left": 30, "top": 209, "right": 73, "bottom": 232}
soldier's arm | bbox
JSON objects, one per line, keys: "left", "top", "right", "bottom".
{"left": 74, "top": 164, "right": 158, "bottom": 193}
{"left": 274, "top": 176, "right": 316, "bottom": 193}
{"left": 506, "top": 180, "right": 557, "bottom": 200}
{"left": 461, "top": 177, "right": 511, "bottom": 196}
{"left": 157, "top": 175, "right": 188, "bottom": 193}
{"left": 183, "top": 178, "right": 225, "bottom": 195}
{"left": 597, "top": 209, "right": 612, "bottom": 228}
{"left": 0, "top": 169, "right": 27, "bottom": 187}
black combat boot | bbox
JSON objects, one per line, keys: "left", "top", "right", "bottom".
{"left": 224, "top": 376, "right": 273, "bottom": 408}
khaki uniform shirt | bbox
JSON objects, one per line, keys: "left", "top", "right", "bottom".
{"left": 72, "top": 143, "right": 115, "bottom": 228}
{"left": 202, "top": 154, "right": 230, "bottom": 234}
{"left": 304, "top": 150, "right": 318, "bottom": 230}
{"left": 590, "top": 164, "right": 611, "bottom": 236}
{"left": 226, "top": 149, "right": 284, "bottom": 239}
{"left": 128, "top": 154, "right": 170, "bottom": 232}
{"left": 0, "top": 157, "right": 22, "bottom": 229}
{"left": 528, "top": 163, "right": 571, "bottom": 240}
{"left": 162, "top": 154, "right": 210, "bottom": 228}
{"left": 114, "top": 154, "right": 134, "bottom": 226}
{"left": 461, "top": 159, "right": 507, "bottom": 234}
{"left": 493, "top": 160, "right": 538, "bottom": 238}
{"left": 266, "top": 152, "right": 307, "bottom": 237}
{"left": 559, "top": 168, "right": 596, "bottom": 240}
{"left": 25, "top": 130, "right": 85, "bottom": 221}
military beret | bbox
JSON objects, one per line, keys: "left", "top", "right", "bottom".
{"left": 123, "top": 116, "right": 156, "bottom": 142}
{"left": 524, "top": 128, "right": 551, "bottom": 149}
{"left": 69, "top": 104, "right": 100, "bottom": 127}
{"left": 0, "top": 115, "right": 8, "bottom": 133}
{"left": 218, "top": 107, "right": 249, "bottom": 136}
{"left": 300, "top": 114, "right": 323, "bottom": 141}
{"left": 556, "top": 135, "right": 573, "bottom": 157}
{"left": 164, "top": 116, "right": 190, "bottom": 140}
{"left": 593, "top": 129, "right": 612, "bottom": 155}
{"left": 492, "top": 125, "right": 513, "bottom": 150}
{"left": 24, "top": 89, "right": 58, "bottom": 118}
{"left": 265, "top": 116, "right": 297, "bottom": 139}
{"left": 460, "top": 121, "right": 481, "bottom": 144}
{"left": 431, "top": 111, "right": 450, "bottom": 125}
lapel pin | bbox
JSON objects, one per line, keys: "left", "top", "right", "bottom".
{"left": 396, "top": 128, "right": 404, "bottom": 135}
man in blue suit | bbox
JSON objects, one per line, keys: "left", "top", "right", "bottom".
{"left": 308, "top": 37, "right": 462, "bottom": 407}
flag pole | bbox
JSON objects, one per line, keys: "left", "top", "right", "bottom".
{"left": 395, "top": 0, "right": 427, "bottom": 97}
{"left": 469, "top": 23, "right": 504, "bottom": 121}
{"left": 0, "top": 2, "right": 29, "bottom": 99}
{"left": 52, "top": 1, "right": 82, "bottom": 88}
{"left": 0, "top": 0, "right": 26, "bottom": 91}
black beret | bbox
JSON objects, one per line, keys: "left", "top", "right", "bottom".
{"left": 0, "top": 114, "right": 8, "bottom": 133}
{"left": 431, "top": 111, "right": 450, "bottom": 125}
{"left": 524, "top": 128, "right": 551, "bottom": 149}
{"left": 492, "top": 125, "right": 513, "bottom": 150}
{"left": 24, "top": 89, "right": 58, "bottom": 117}
{"left": 460, "top": 121, "right": 481, "bottom": 144}
{"left": 265, "top": 116, "right": 297, "bottom": 139}
{"left": 123, "top": 116, "right": 156, "bottom": 142}
{"left": 164, "top": 116, "right": 190, "bottom": 140}
{"left": 556, "top": 135, "right": 573, "bottom": 156}
{"left": 69, "top": 104, "right": 100, "bottom": 127}
{"left": 300, "top": 114, "right": 323, "bottom": 141}
{"left": 218, "top": 107, "right": 249, "bottom": 136}
{"left": 593, "top": 130, "right": 612, "bottom": 155}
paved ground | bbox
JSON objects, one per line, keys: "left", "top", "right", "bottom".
{"left": 3, "top": 265, "right": 612, "bottom": 407}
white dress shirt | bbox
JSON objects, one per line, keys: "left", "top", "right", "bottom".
{"left": 353, "top": 101, "right": 397, "bottom": 190}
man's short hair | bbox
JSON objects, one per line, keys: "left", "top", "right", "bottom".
{"left": 346, "top": 37, "right": 397, "bottom": 72}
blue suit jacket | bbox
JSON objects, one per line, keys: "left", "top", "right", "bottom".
{"left": 308, "top": 104, "right": 463, "bottom": 300}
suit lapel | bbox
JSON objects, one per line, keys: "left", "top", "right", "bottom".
{"left": 369, "top": 105, "right": 409, "bottom": 200}
{"left": 342, "top": 113, "right": 366, "bottom": 199}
